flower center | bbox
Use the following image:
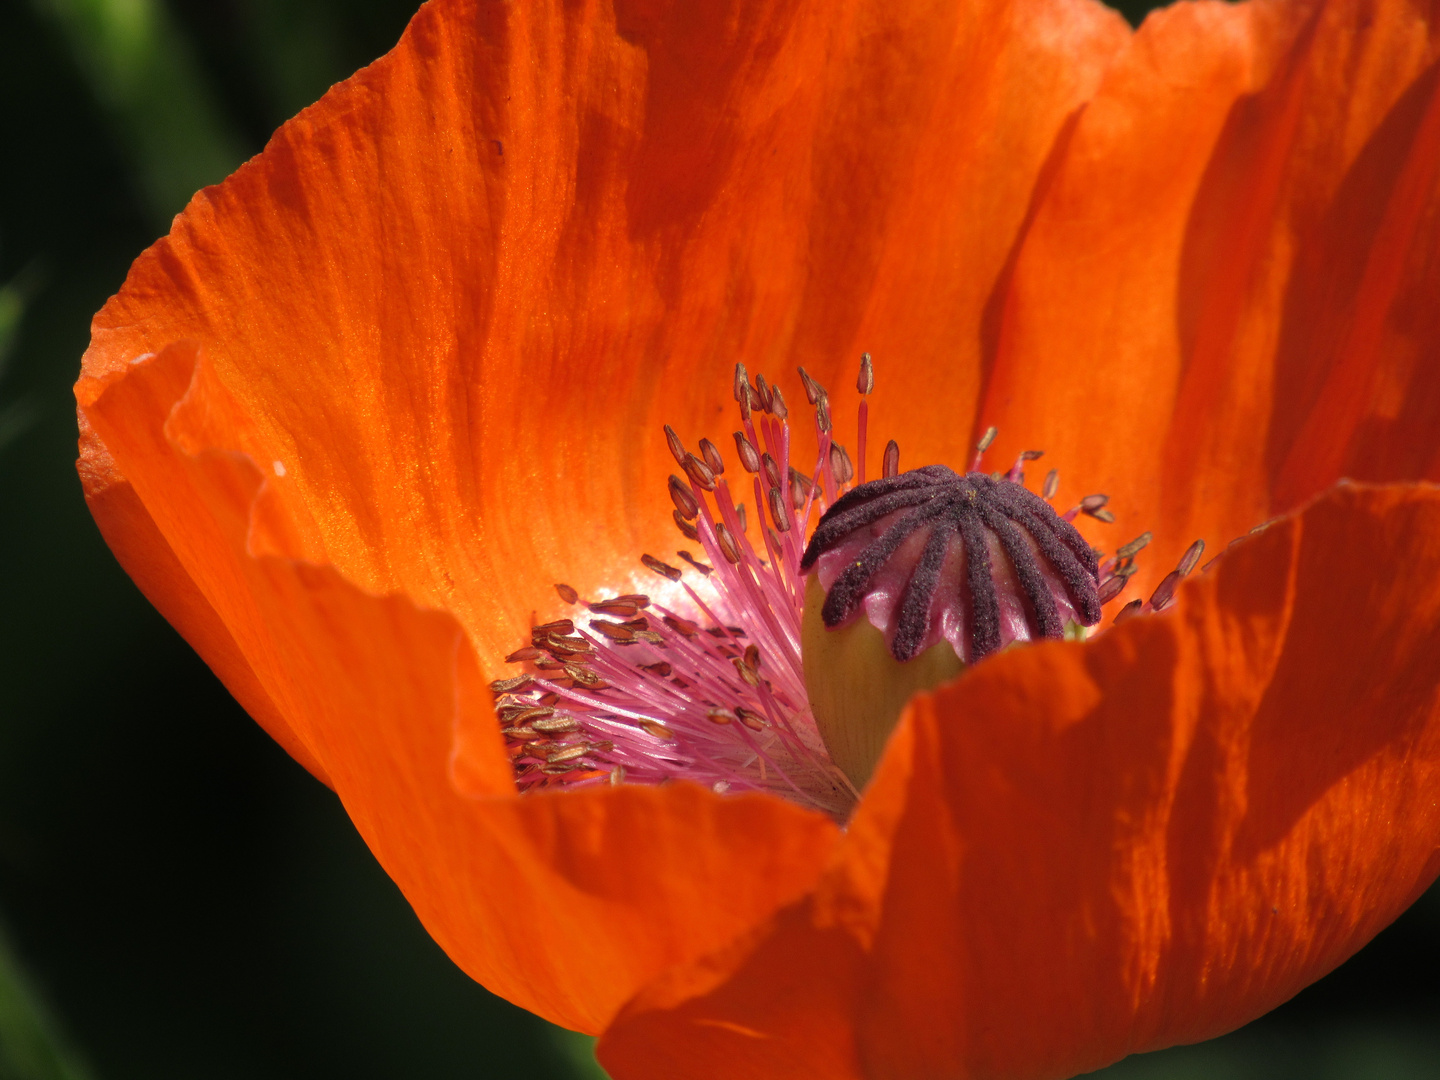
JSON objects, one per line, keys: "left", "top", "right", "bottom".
{"left": 490, "top": 359, "right": 1200, "bottom": 816}
{"left": 801, "top": 466, "right": 1104, "bottom": 662}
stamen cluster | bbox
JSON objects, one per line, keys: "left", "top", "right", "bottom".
{"left": 490, "top": 358, "right": 1203, "bottom": 817}
{"left": 490, "top": 362, "right": 867, "bottom": 816}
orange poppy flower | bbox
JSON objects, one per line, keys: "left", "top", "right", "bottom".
{"left": 74, "top": 0, "right": 1440, "bottom": 1075}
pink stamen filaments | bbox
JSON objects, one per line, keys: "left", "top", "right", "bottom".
{"left": 492, "top": 364, "right": 867, "bottom": 817}
{"left": 490, "top": 359, "right": 1174, "bottom": 818}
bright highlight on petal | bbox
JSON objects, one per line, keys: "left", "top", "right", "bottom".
{"left": 494, "top": 359, "right": 1163, "bottom": 803}
{"left": 601, "top": 482, "right": 1440, "bottom": 1080}
{"left": 72, "top": 0, "right": 1440, "bottom": 1073}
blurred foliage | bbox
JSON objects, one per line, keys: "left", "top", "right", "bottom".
{"left": 0, "top": 920, "right": 95, "bottom": 1080}
{"left": 27, "top": 0, "right": 245, "bottom": 226}
{"left": 0, "top": 1, "right": 1435, "bottom": 1078}
{"left": 0, "top": 270, "right": 42, "bottom": 455}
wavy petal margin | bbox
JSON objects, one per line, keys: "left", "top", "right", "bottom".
{"left": 980, "top": 0, "right": 1440, "bottom": 602}
{"left": 78, "top": 342, "right": 840, "bottom": 1032}
{"left": 79, "top": 0, "right": 1128, "bottom": 670}
{"left": 75, "top": 0, "right": 1440, "bottom": 1073}
{"left": 76, "top": 0, "right": 1128, "bottom": 1034}
{"left": 601, "top": 481, "right": 1440, "bottom": 1079}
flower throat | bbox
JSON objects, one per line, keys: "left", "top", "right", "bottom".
{"left": 489, "top": 358, "right": 1201, "bottom": 817}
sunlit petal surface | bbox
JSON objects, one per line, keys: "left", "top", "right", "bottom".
{"left": 75, "top": 0, "right": 1440, "bottom": 1072}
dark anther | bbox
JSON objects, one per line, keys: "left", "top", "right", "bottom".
{"left": 883, "top": 440, "right": 900, "bottom": 478}
{"left": 768, "top": 487, "right": 791, "bottom": 533}
{"left": 734, "top": 432, "right": 761, "bottom": 473}
{"left": 789, "top": 466, "right": 813, "bottom": 509}
{"left": 1042, "top": 469, "right": 1059, "bottom": 500}
{"left": 664, "top": 424, "right": 688, "bottom": 466}
{"left": 673, "top": 510, "right": 699, "bottom": 540}
{"left": 1078, "top": 493, "right": 1113, "bottom": 522}
{"left": 641, "top": 554, "right": 682, "bottom": 582}
{"left": 815, "top": 393, "right": 832, "bottom": 433}
{"left": 761, "top": 452, "right": 782, "bottom": 491}
{"left": 857, "top": 353, "right": 874, "bottom": 395}
{"left": 770, "top": 384, "right": 789, "bottom": 420}
{"left": 698, "top": 438, "right": 725, "bottom": 476}
{"left": 797, "top": 366, "right": 823, "bottom": 405}
{"left": 1176, "top": 538, "right": 1205, "bottom": 576}
{"left": 1115, "top": 531, "right": 1152, "bottom": 560}
{"left": 800, "top": 466, "right": 1101, "bottom": 663}
{"left": 1149, "top": 570, "right": 1182, "bottom": 611}
{"left": 754, "top": 373, "right": 774, "bottom": 412}
{"left": 1097, "top": 574, "right": 1128, "bottom": 604}
{"left": 677, "top": 550, "right": 713, "bottom": 576}
{"left": 669, "top": 474, "right": 699, "bottom": 519}
{"left": 715, "top": 521, "right": 742, "bottom": 563}
{"left": 683, "top": 453, "right": 717, "bottom": 492}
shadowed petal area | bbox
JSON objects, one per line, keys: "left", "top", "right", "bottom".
{"left": 78, "top": 342, "right": 841, "bottom": 1033}
{"left": 980, "top": 0, "right": 1440, "bottom": 602}
{"left": 72, "top": 0, "right": 1137, "bottom": 1042}
{"left": 600, "top": 482, "right": 1440, "bottom": 1079}
{"left": 78, "top": 0, "right": 1128, "bottom": 672}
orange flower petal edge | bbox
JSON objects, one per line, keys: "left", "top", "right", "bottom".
{"left": 75, "top": 0, "right": 1127, "bottom": 1034}
{"left": 79, "top": 0, "right": 1129, "bottom": 676}
{"left": 72, "top": 0, "right": 1440, "bottom": 1071}
{"left": 78, "top": 341, "right": 840, "bottom": 1032}
{"left": 600, "top": 480, "right": 1440, "bottom": 1080}
{"left": 979, "top": 0, "right": 1440, "bottom": 604}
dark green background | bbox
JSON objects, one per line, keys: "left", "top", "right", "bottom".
{"left": 0, "top": 1, "right": 1434, "bottom": 1077}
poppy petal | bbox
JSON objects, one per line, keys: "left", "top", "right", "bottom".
{"left": 979, "top": 0, "right": 1440, "bottom": 599}
{"left": 78, "top": 383, "right": 331, "bottom": 785}
{"left": 601, "top": 480, "right": 1440, "bottom": 1078}
{"left": 80, "top": 0, "right": 1128, "bottom": 675}
{"left": 79, "top": 342, "right": 841, "bottom": 1032}
{"left": 75, "top": 0, "right": 1134, "bottom": 1036}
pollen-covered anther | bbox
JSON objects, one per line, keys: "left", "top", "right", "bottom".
{"left": 734, "top": 432, "right": 761, "bottom": 473}
{"left": 683, "top": 453, "right": 717, "bottom": 491}
{"left": 496, "top": 356, "right": 1176, "bottom": 814}
{"left": 882, "top": 440, "right": 900, "bottom": 479}
{"left": 1148, "top": 538, "right": 1206, "bottom": 612}
{"left": 669, "top": 475, "right": 700, "bottom": 519}
{"left": 676, "top": 550, "right": 712, "bottom": 576}
{"left": 489, "top": 360, "right": 868, "bottom": 812}
{"left": 767, "top": 488, "right": 791, "bottom": 533}
{"left": 800, "top": 465, "right": 1103, "bottom": 665}
{"left": 714, "top": 521, "right": 742, "bottom": 563}
{"left": 641, "top": 554, "right": 682, "bottom": 582}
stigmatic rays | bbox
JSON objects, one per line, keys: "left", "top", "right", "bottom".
{"left": 800, "top": 466, "right": 1103, "bottom": 665}
{"left": 492, "top": 358, "right": 1199, "bottom": 814}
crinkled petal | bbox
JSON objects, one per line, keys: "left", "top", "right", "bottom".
{"left": 75, "top": 0, "right": 1129, "bottom": 1031}
{"left": 80, "top": 0, "right": 1127, "bottom": 671}
{"left": 980, "top": 0, "right": 1440, "bottom": 599}
{"left": 78, "top": 342, "right": 839, "bottom": 1032}
{"left": 600, "top": 481, "right": 1440, "bottom": 1079}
